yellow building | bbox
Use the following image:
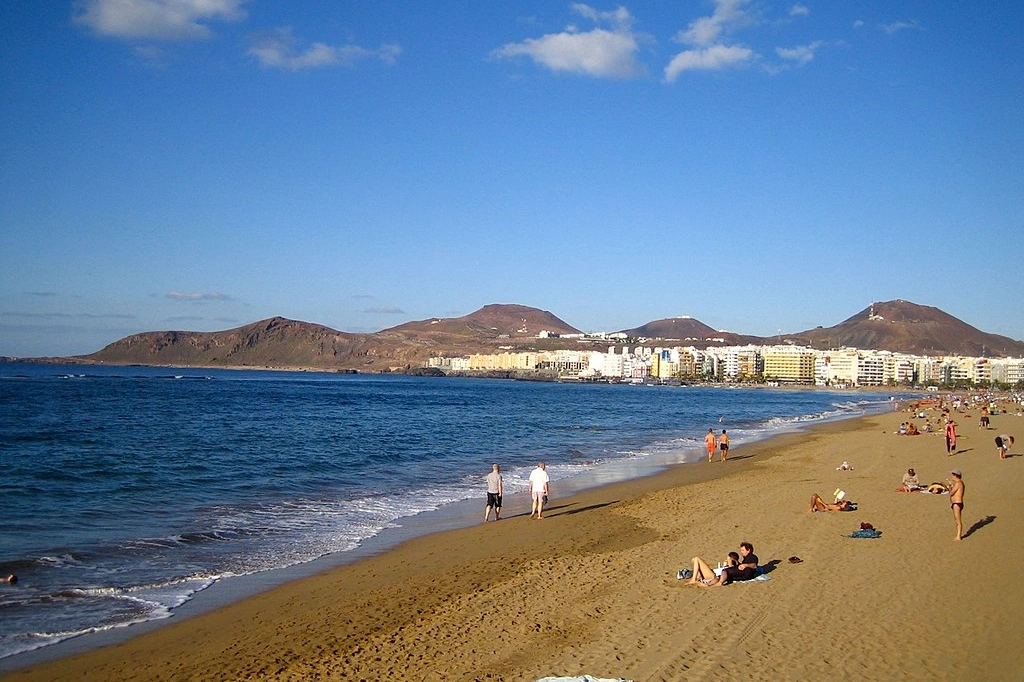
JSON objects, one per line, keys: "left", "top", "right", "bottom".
{"left": 762, "top": 346, "right": 816, "bottom": 384}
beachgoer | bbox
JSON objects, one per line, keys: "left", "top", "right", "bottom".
{"left": 898, "top": 468, "right": 921, "bottom": 492}
{"left": 705, "top": 428, "right": 717, "bottom": 463}
{"left": 484, "top": 463, "right": 503, "bottom": 522}
{"left": 995, "top": 435, "right": 1014, "bottom": 459}
{"left": 808, "top": 492, "right": 851, "bottom": 512}
{"left": 719, "top": 430, "right": 730, "bottom": 461}
{"left": 945, "top": 419, "right": 958, "bottom": 455}
{"left": 688, "top": 542, "right": 759, "bottom": 587}
{"left": 948, "top": 469, "right": 965, "bottom": 540}
{"left": 528, "top": 461, "right": 549, "bottom": 519}
{"left": 2, "top": 575, "right": 15, "bottom": 584}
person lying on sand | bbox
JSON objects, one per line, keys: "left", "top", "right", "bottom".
{"left": 808, "top": 493, "right": 852, "bottom": 512}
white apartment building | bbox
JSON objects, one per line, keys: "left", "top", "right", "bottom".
{"left": 717, "top": 345, "right": 762, "bottom": 380}
{"left": 586, "top": 347, "right": 626, "bottom": 378}
{"left": 815, "top": 349, "right": 860, "bottom": 386}
{"left": 990, "top": 357, "right": 1024, "bottom": 385}
{"left": 857, "top": 354, "right": 885, "bottom": 386}
{"left": 430, "top": 342, "right": 1023, "bottom": 386}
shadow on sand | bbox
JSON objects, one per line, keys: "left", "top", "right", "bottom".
{"left": 963, "top": 515, "right": 996, "bottom": 539}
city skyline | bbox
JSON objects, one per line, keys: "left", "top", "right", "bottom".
{"left": 3, "top": 2, "right": 1023, "bottom": 357}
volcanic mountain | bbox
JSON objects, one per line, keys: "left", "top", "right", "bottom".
{"left": 80, "top": 305, "right": 582, "bottom": 371}
{"left": 382, "top": 303, "right": 579, "bottom": 339}
{"left": 619, "top": 317, "right": 759, "bottom": 345}
{"left": 784, "top": 300, "right": 1024, "bottom": 357}
{"left": 65, "top": 300, "right": 1023, "bottom": 371}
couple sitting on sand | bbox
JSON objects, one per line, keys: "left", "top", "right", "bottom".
{"left": 682, "top": 542, "right": 759, "bottom": 587}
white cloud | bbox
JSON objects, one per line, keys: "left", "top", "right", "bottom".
{"left": 167, "top": 291, "right": 232, "bottom": 301}
{"left": 492, "top": 4, "right": 643, "bottom": 79}
{"left": 776, "top": 40, "right": 825, "bottom": 66}
{"left": 248, "top": 28, "right": 401, "bottom": 70}
{"left": 664, "top": 44, "right": 754, "bottom": 81}
{"left": 665, "top": 0, "right": 756, "bottom": 81}
{"left": 881, "top": 20, "right": 923, "bottom": 35}
{"left": 789, "top": 4, "right": 810, "bottom": 17}
{"left": 74, "top": 0, "right": 248, "bottom": 40}
{"left": 675, "top": 0, "right": 751, "bottom": 47}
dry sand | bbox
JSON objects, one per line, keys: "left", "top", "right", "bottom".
{"left": 3, "top": 403, "right": 1022, "bottom": 681}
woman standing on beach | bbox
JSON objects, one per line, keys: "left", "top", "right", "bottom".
{"left": 945, "top": 419, "right": 957, "bottom": 455}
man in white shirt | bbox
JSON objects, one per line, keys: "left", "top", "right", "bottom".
{"left": 528, "top": 462, "right": 549, "bottom": 519}
{"left": 485, "top": 463, "right": 503, "bottom": 522}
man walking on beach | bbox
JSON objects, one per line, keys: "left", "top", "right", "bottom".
{"left": 719, "top": 430, "right": 730, "bottom": 462}
{"left": 949, "top": 469, "right": 965, "bottom": 540}
{"left": 705, "top": 428, "right": 717, "bottom": 463}
{"left": 484, "top": 463, "right": 503, "bottom": 522}
{"left": 529, "top": 462, "right": 549, "bottom": 519}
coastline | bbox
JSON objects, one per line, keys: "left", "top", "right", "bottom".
{"left": 3, "top": 404, "right": 1021, "bottom": 681}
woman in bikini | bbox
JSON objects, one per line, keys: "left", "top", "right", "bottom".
{"left": 808, "top": 492, "right": 851, "bottom": 512}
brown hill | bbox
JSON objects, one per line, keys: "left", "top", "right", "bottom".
{"left": 72, "top": 300, "right": 1022, "bottom": 372}
{"left": 81, "top": 305, "right": 584, "bottom": 371}
{"left": 619, "top": 317, "right": 760, "bottom": 345}
{"left": 84, "top": 317, "right": 376, "bottom": 369}
{"left": 784, "top": 300, "right": 1024, "bottom": 357}
{"left": 383, "top": 304, "right": 580, "bottom": 338}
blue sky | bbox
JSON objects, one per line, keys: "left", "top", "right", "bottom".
{"left": 2, "top": 1, "right": 1022, "bottom": 357}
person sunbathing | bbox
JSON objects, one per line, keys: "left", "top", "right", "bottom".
{"left": 808, "top": 492, "right": 851, "bottom": 512}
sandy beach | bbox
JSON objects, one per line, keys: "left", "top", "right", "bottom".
{"left": 3, "top": 402, "right": 1022, "bottom": 682}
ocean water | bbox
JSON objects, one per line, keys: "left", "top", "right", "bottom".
{"left": 0, "top": 363, "right": 903, "bottom": 661}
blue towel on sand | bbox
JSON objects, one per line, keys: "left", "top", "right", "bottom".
{"left": 848, "top": 528, "right": 882, "bottom": 538}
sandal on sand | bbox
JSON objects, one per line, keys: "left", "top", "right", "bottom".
{"left": 788, "top": 556, "right": 803, "bottom": 564}
{"left": 677, "top": 568, "right": 694, "bottom": 580}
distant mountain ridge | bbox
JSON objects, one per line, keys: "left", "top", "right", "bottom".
{"left": 383, "top": 303, "right": 580, "bottom": 338}
{"left": 64, "top": 300, "right": 1024, "bottom": 371}
{"left": 784, "top": 300, "right": 1024, "bottom": 357}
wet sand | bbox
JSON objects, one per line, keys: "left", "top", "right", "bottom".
{"left": 3, "top": 404, "right": 1021, "bottom": 681}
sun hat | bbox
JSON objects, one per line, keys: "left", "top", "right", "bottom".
{"left": 951, "top": 469, "right": 962, "bottom": 476}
